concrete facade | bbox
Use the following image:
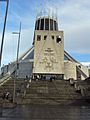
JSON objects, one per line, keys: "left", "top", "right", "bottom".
{"left": 64, "top": 60, "right": 77, "bottom": 80}
{"left": 33, "top": 30, "right": 64, "bottom": 75}
{"left": 81, "top": 65, "right": 89, "bottom": 80}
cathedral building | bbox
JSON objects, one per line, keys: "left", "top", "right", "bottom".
{"left": 1, "top": 11, "right": 89, "bottom": 80}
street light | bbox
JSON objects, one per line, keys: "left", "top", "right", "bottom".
{"left": 0, "top": 0, "right": 9, "bottom": 67}
{"left": 12, "top": 22, "right": 21, "bottom": 72}
{"left": 0, "top": 0, "right": 9, "bottom": 114}
{"left": 12, "top": 22, "right": 21, "bottom": 103}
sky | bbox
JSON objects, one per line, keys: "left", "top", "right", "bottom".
{"left": 0, "top": 0, "right": 90, "bottom": 67}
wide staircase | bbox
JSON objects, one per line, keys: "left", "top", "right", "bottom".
{"left": 0, "top": 77, "right": 83, "bottom": 106}
{"left": 17, "top": 80, "right": 82, "bottom": 105}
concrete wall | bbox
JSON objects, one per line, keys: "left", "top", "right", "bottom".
{"left": 33, "top": 30, "right": 64, "bottom": 75}
{"left": 1, "top": 63, "right": 15, "bottom": 75}
{"left": 1, "top": 65, "right": 8, "bottom": 75}
{"left": 17, "top": 61, "right": 33, "bottom": 78}
{"left": 81, "top": 65, "right": 89, "bottom": 80}
{"left": 1, "top": 61, "right": 33, "bottom": 78}
{"left": 64, "top": 60, "right": 77, "bottom": 80}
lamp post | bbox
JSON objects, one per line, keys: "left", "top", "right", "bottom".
{"left": 0, "top": 0, "right": 9, "bottom": 67}
{"left": 0, "top": 0, "right": 9, "bottom": 115}
{"left": 12, "top": 22, "right": 21, "bottom": 103}
{"left": 12, "top": 22, "right": 21, "bottom": 70}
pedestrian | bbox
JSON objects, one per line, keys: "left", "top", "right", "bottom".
{"left": 23, "top": 89, "right": 26, "bottom": 98}
{"left": 26, "top": 75, "right": 28, "bottom": 80}
{"left": 29, "top": 76, "right": 32, "bottom": 83}
{"left": 5, "top": 91, "right": 10, "bottom": 100}
{"left": 26, "top": 83, "right": 30, "bottom": 88}
{"left": 50, "top": 77, "right": 52, "bottom": 82}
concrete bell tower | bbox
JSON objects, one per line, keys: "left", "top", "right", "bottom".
{"left": 33, "top": 10, "right": 64, "bottom": 79}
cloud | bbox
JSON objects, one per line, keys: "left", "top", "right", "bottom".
{"left": 64, "top": 23, "right": 90, "bottom": 53}
{"left": 0, "top": 0, "right": 90, "bottom": 66}
{"left": 46, "top": 0, "right": 90, "bottom": 54}
{"left": 0, "top": 29, "right": 33, "bottom": 65}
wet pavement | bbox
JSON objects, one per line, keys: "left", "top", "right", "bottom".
{"left": 0, "top": 103, "right": 90, "bottom": 120}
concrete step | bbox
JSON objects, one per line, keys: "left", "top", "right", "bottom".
{"left": 17, "top": 80, "right": 82, "bottom": 105}
{"left": 0, "top": 79, "right": 82, "bottom": 105}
